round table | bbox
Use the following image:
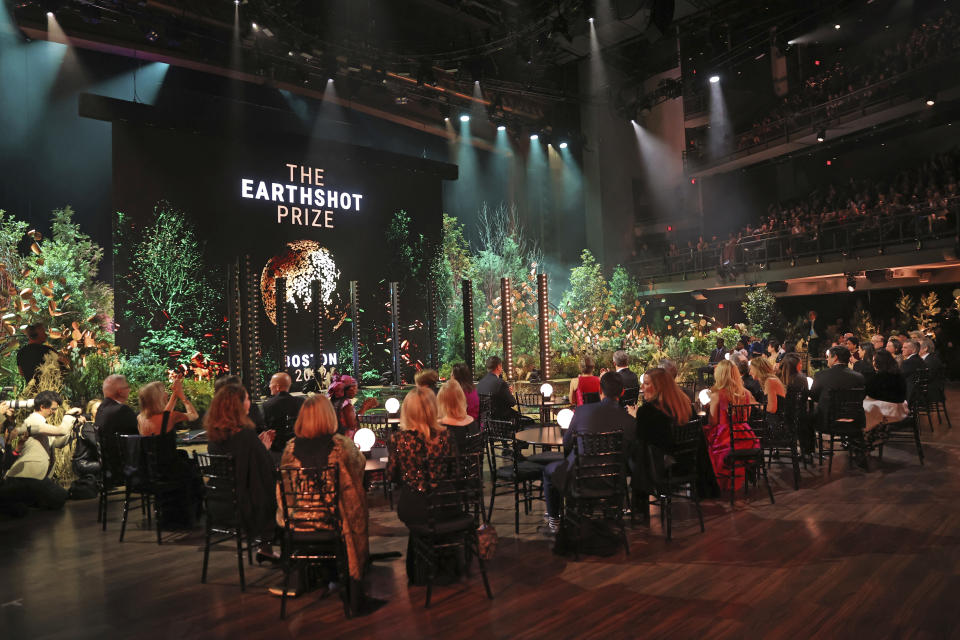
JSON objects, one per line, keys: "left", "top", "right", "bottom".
{"left": 515, "top": 425, "right": 565, "bottom": 447}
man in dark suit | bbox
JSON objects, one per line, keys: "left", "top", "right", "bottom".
{"left": 475, "top": 355, "right": 518, "bottom": 419}
{"left": 900, "top": 339, "right": 925, "bottom": 399}
{"left": 613, "top": 350, "right": 639, "bottom": 391}
{"left": 541, "top": 372, "right": 636, "bottom": 533}
{"left": 96, "top": 374, "right": 139, "bottom": 484}
{"left": 708, "top": 338, "right": 726, "bottom": 364}
{"left": 919, "top": 338, "right": 945, "bottom": 407}
{"left": 804, "top": 310, "right": 825, "bottom": 356}
{"left": 810, "top": 346, "right": 865, "bottom": 426}
{"left": 260, "top": 372, "right": 304, "bottom": 460}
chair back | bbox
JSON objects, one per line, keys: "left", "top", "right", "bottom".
{"left": 94, "top": 425, "right": 119, "bottom": 489}
{"left": 358, "top": 413, "right": 392, "bottom": 447}
{"left": 768, "top": 388, "right": 806, "bottom": 446}
{"left": 477, "top": 393, "right": 493, "bottom": 428}
{"left": 429, "top": 452, "right": 485, "bottom": 525}
{"left": 116, "top": 434, "right": 165, "bottom": 489}
{"left": 826, "top": 387, "right": 866, "bottom": 430}
{"left": 459, "top": 428, "right": 485, "bottom": 455}
{"left": 582, "top": 391, "right": 601, "bottom": 405}
{"left": 195, "top": 452, "right": 241, "bottom": 532}
{"left": 620, "top": 387, "right": 640, "bottom": 407}
{"left": 726, "top": 403, "right": 765, "bottom": 451}
{"left": 277, "top": 465, "right": 342, "bottom": 534}
{"left": 910, "top": 368, "right": 931, "bottom": 406}
{"left": 573, "top": 431, "right": 625, "bottom": 497}
{"left": 516, "top": 392, "right": 542, "bottom": 408}
{"left": 484, "top": 416, "right": 520, "bottom": 475}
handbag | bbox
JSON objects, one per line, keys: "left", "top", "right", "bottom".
{"left": 477, "top": 523, "right": 498, "bottom": 560}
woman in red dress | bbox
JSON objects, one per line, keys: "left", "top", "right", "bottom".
{"left": 705, "top": 359, "right": 759, "bottom": 492}
{"left": 568, "top": 355, "right": 601, "bottom": 407}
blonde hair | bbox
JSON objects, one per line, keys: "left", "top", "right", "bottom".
{"left": 749, "top": 356, "right": 776, "bottom": 387}
{"left": 138, "top": 381, "right": 167, "bottom": 417}
{"left": 294, "top": 394, "right": 338, "bottom": 439}
{"left": 711, "top": 359, "right": 749, "bottom": 405}
{"left": 86, "top": 399, "right": 102, "bottom": 421}
{"left": 399, "top": 386, "right": 445, "bottom": 441}
{"left": 436, "top": 379, "right": 468, "bottom": 422}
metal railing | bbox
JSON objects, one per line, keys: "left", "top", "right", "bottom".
{"left": 626, "top": 200, "right": 960, "bottom": 281}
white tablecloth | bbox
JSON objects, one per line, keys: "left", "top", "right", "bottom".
{"left": 863, "top": 397, "right": 909, "bottom": 431}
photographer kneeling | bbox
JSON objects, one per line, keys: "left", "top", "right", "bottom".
{"left": 0, "top": 391, "right": 82, "bottom": 510}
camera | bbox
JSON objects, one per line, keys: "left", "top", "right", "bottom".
{"left": 9, "top": 399, "right": 35, "bottom": 410}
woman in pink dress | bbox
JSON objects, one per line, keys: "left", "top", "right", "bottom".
{"left": 705, "top": 360, "right": 759, "bottom": 492}
{"left": 568, "top": 355, "right": 601, "bottom": 407}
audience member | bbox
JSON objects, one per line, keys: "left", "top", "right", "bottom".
{"left": 854, "top": 343, "right": 877, "bottom": 381}
{"left": 451, "top": 363, "right": 479, "bottom": 420}
{"left": 96, "top": 374, "right": 139, "bottom": 484}
{"left": 261, "top": 372, "right": 305, "bottom": 457}
{"left": 137, "top": 378, "right": 199, "bottom": 437}
{"left": 658, "top": 358, "right": 693, "bottom": 401}
{"left": 864, "top": 350, "right": 908, "bottom": 430}
{"left": 215, "top": 374, "right": 265, "bottom": 429}
{"left": 738, "top": 359, "right": 764, "bottom": 404}
{"left": 870, "top": 334, "right": 886, "bottom": 351}
{"left": 709, "top": 338, "right": 726, "bottom": 364}
{"left": 542, "top": 372, "right": 635, "bottom": 533}
{"left": 476, "top": 356, "right": 519, "bottom": 419}
{"left": 810, "top": 346, "right": 866, "bottom": 427}
{"left": 568, "top": 355, "right": 601, "bottom": 406}
{"left": 751, "top": 356, "right": 786, "bottom": 418}
{"left": 613, "top": 350, "right": 640, "bottom": 390}
{"left": 414, "top": 369, "right": 440, "bottom": 394}
{"left": 436, "top": 379, "right": 479, "bottom": 452}
{"left": 327, "top": 374, "right": 378, "bottom": 441}
{"left": 275, "top": 394, "right": 368, "bottom": 603}
{"left": 205, "top": 384, "right": 277, "bottom": 559}
{"left": 899, "top": 339, "right": 925, "bottom": 398}
{"left": 705, "top": 360, "right": 759, "bottom": 492}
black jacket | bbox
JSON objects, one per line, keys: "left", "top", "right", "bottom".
{"left": 709, "top": 348, "right": 726, "bottom": 364}
{"left": 900, "top": 354, "right": 926, "bottom": 399}
{"left": 853, "top": 359, "right": 876, "bottom": 382}
{"left": 476, "top": 372, "right": 517, "bottom": 419}
{"left": 72, "top": 422, "right": 100, "bottom": 479}
{"left": 615, "top": 367, "right": 640, "bottom": 391}
{"left": 261, "top": 391, "right": 304, "bottom": 452}
{"left": 208, "top": 427, "right": 277, "bottom": 539}
{"left": 95, "top": 397, "right": 139, "bottom": 483}
{"left": 810, "top": 364, "right": 865, "bottom": 423}
{"left": 921, "top": 353, "right": 945, "bottom": 398}
{"left": 551, "top": 398, "right": 636, "bottom": 490}
{"left": 865, "top": 372, "right": 906, "bottom": 404}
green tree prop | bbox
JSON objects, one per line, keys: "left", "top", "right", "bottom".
{"left": 913, "top": 291, "right": 941, "bottom": 332}
{"left": 741, "top": 287, "right": 783, "bottom": 338}
{"left": 895, "top": 290, "right": 915, "bottom": 334}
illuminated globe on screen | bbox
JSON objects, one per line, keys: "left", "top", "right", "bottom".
{"left": 260, "top": 240, "right": 341, "bottom": 325}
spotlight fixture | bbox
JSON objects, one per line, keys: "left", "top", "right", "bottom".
{"left": 497, "top": 124, "right": 506, "bottom": 132}
{"left": 816, "top": 129, "right": 825, "bottom": 142}
{"left": 846, "top": 274, "right": 857, "bottom": 292}
{"left": 46, "top": 11, "right": 54, "bottom": 17}
{"left": 588, "top": 17, "right": 594, "bottom": 23}
{"left": 709, "top": 75, "right": 720, "bottom": 84}
{"left": 530, "top": 133, "right": 539, "bottom": 141}
{"left": 459, "top": 114, "right": 470, "bottom": 122}
{"left": 834, "top": 24, "right": 840, "bottom": 30}
{"left": 251, "top": 22, "right": 258, "bottom": 29}
{"left": 559, "top": 141, "right": 568, "bottom": 149}
{"left": 925, "top": 98, "right": 936, "bottom": 107}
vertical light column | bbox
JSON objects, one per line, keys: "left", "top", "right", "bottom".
{"left": 500, "top": 277, "right": 514, "bottom": 381}
{"left": 349, "top": 280, "right": 360, "bottom": 383}
{"left": 462, "top": 279, "right": 475, "bottom": 375}
{"left": 389, "top": 281, "right": 401, "bottom": 386}
{"left": 311, "top": 279, "right": 324, "bottom": 382}
{"left": 537, "top": 273, "right": 551, "bottom": 380}
{"left": 275, "top": 277, "right": 289, "bottom": 377}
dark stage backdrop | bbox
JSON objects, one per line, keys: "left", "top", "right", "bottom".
{"left": 112, "top": 121, "right": 444, "bottom": 388}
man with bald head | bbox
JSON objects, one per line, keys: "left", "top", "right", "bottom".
{"left": 261, "top": 372, "right": 304, "bottom": 460}
{"left": 95, "top": 374, "right": 139, "bottom": 483}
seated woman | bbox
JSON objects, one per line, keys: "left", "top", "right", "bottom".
{"left": 137, "top": 378, "right": 199, "bottom": 437}
{"left": 864, "top": 349, "right": 908, "bottom": 431}
{"left": 386, "top": 387, "right": 455, "bottom": 584}
{"left": 632, "top": 368, "right": 693, "bottom": 450}
{"left": 452, "top": 363, "right": 479, "bottom": 420}
{"left": 749, "top": 356, "right": 786, "bottom": 424}
{"left": 276, "top": 395, "right": 368, "bottom": 604}
{"left": 705, "top": 360, "right": 759, "bottom": 492}
{"left": 136, "top": 377, "right": 202, "bottom": 527}
{"left": 205, "top": 384, "right": 277, "bottom": 559}
{"left": 437, "top": 379, "right": 479, "bottom": 452}
{"left": 568, "top": 355, "right": 601, "bottom": 407}
{"left": 414, "top": 369, "right": 440, "bottom": 394}
{"left": 328, "top": 375, "right": 378, "bottom": 440}
{"left": 854, "top": 343, "right": 877, "bottom": 382}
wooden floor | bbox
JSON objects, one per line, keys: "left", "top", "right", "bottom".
{"left": 4, "top": 393, "right": 960, "bottom": 640}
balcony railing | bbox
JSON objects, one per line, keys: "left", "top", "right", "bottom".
{"left": 626, "top": 199, "right": 960, "bottom": 282}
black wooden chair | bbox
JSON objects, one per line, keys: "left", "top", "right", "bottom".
{"left": 815, "top": 388, "right": 866, "bottom": 474}
{"left": 725, "top": 403, "right": 774, "bottom": 505}
{"left": 878, "top": 381, "right": 925, "bottom": 465}
{"left": 581, "top": 391, "right": 601, "bottom": 405}
{"left": 645, "top": 420, "right": 705, "bottom": 540}
{"left": 560, "top": 431, "right": 629, "bottom": 557}
{"left": 926, "top": 363, "right": 952, "bottom": 430}
{"left": 117, "top": 434, "right": 179, "bottom": 544}
{"left": 477, "top": 393, "right": 493, "bottom": 429}
{"left": 763, "top": 389, "right": 805, "bottom": 490}
{"left": 485, "top": 417, "right": 542, "bottom": 534}
{"left": 358, "top": 413, "right": 393, "bottom": 507}
{"left": 408, "top": 452, "right": 493, "bottom": 608}
{"left": 195, "top": 452, "right": 251, "bottom": 590}
{"left": 95, "top": 425, "right": 128, "bottom": 531}
{"left": 277, "top": 465, "right": 351, "bottom": 619}
{"left": 911, "top": 369, "right": 936, "bottom": 432}
{"left": 516, "top": 392, "right": 544, "bottom": 423}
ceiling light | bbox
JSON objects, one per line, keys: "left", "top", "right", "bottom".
{"left": 588, "top": 17, "right": 594, "bottom": 23}
{"left": 251, "top": 22, "right": 257, "bottom": 29}
{"left": 709, "top": 75, "right": 720, "bottom": 84}
{"left": 846, "top": 274, "right": 857, "bottom": 292}
{"left": 46, "top": 11, "right": 54, "bottom": 17}
{"left": 559, "top": 142, "right": 568, "bottom": 149}
{"left": 834, "top": 24, "right": 840, "bottom": 30}
{"left": 926, "top": 98, "right": 935, "bottom": 107}
{"left": 497, "top": 124, "right": 506, "bottom": 131}
{"left": 459, "top": 114, "right": 470, "bottom": 122}
{"left": 816, "top": 129, "right": 825, "bottom": 142}
{"left": 530, "top": 133, "right": 539, "bottom": 141}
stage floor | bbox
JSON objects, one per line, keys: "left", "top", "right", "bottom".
{"left": 2, "top": 391, "right": 960, "bottom": 639}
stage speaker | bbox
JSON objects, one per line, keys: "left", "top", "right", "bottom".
{"left": 866, "top": 269, "right": 890, "bottom": 283}
{"left": 766, "top": 280, "right": 788, "bottom": 293}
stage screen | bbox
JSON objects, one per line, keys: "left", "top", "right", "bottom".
{"left": 112, "top": 121, "right": 445, "bottom": 389}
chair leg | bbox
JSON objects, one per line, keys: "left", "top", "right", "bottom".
{"left": 247, "top": 535, "right": 254, "bottom": 566}
{"left": 942, "top": 403, "right": 952, "bottom": 430}
{"left": 201, "top": 530, "right": 211, "bottom": 584}
{"left": 476, "top": 544, "right": 494, "bottom": 600}
{"left": 913, "top": 424, "right": 925, "bottom": 465}
{"left": 514, "top": 481, "right": 520, "bottom": 535}
{"left": 665, "top": 496, "right": 673, "bottom": 541}
{"left": 692, "top": 485, "right": 705, "bottom": 533}
{"left": 791, "top": 445, "right": 801, "bottom": 491}
{"left": 119, "top": 488, "right": 131, "bottom": 542}
{"left": 761, "top": 461, "right": 774, "bottom": 504}
{"left": 154, "top": 495, "right": 163, "bottom": 545}
{"left": 827, "top": 437, "right": 835, "bottom": 475}
{"left": 236, "top": 532, "right": 246, "bottom": 592}
{"left": 280, "top": 560, "right": 292, "bottom": 619}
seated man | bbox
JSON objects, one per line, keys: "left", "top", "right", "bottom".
{"left": 612, "top": 350, "right": 639, "bottom": 390}
{"left": 260, "top": 372, "right": 304, "bottom": 461}
{"left": 475, "top": 355, "right": 520, "bottom": 420}
{"left": 810, "top": 346, "right": 865, "bottom": 428}
{"left": 899, "top": 339, "right": 925, "bottom": 400}
{"left": 96, "top": 374, "right": 139, "bottom": 485}
{"left": 0, "top": 391, "right": 82, "bottom": 510}
{"left": 541, "top": 372, "right": 636, "bottom": 534}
